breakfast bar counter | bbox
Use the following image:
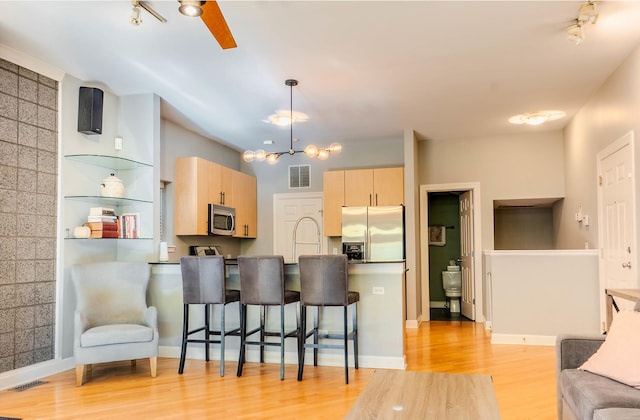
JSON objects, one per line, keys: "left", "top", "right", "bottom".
{"left": 148, "top": 260, "right": 406, "bottom": 370}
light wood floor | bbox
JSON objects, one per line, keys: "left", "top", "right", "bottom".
{"left": 0, "top": 321, "right": 557, "bottom": 419}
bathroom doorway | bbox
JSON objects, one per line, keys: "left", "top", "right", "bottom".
{"left": 419, "top": 183, "right": 483, "bottom": 323}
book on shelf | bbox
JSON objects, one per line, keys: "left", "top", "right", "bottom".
{"left": 89, "top": 207, "right": 116, "bottom": 216}
{"left": 120, "top": 212, "right": 140, "bottom": 239}
{"left": 85, "top": 221, "right": 118, "bottom": 231}
{"left": 87, "top": 215, "right": 118, "bottom": 223}
{"left": 90, "top": 230, "right": 119, "bottom": 239}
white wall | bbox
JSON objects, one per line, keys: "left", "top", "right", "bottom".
{"left": 418, "top": 131, "right": 565, "bottom": 251}
{"left": 558, "top": 43, "right": 640, "bottom": 251}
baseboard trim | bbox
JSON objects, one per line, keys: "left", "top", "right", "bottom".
{"left": 405, "top": 319, "right": 419, "bottom": 329}
{"left": 159, "top": 345, "right": 405, "bottom": 370}
{"left": 0, "top": 357, "right": 75, "bottom": 391}
{"left": 490, "top": 333, "right": 556, "bottom": 346}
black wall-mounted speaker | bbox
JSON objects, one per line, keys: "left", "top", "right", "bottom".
{"left": 77, "top": 87, "right": 104, "bottom": 135}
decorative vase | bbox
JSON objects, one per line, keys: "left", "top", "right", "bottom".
{"left": 73, "top": 225, "right": 91, "bottom": 238}
{"left": 100, "top": 173, "right": 125, "bottom": 198}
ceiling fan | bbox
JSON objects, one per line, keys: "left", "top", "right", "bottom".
{"left": 133, "top": 0, "right": 237, "bottom": 50}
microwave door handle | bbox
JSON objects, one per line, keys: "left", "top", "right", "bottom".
{"left": 229, "top": 214, "right": 235, "bottom": 233}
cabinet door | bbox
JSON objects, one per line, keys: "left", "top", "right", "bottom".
{"left": 344, "top": 169, "right": 374, "bottom": 206}
{"left": 323, "top": 170, "right": 345, "bottom": 237}
{"left": 373, "top": 167, "right": 404, "bottom": 206}
{"left": 208, "top": 163, "right": 235, "bottom": 207}
{"left": 232, "top": 171, "right": 257, "bottom": 238}
{"left": 175, "top": 157, "right": 211, "bottom": 235}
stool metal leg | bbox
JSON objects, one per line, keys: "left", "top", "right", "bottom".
{"left": 237, "top": 303, "right": 247, "bottom": 377}
{"left": 297, "top": 305, "right": 306, "bottom": 381}
{"left": 204, "top": 304, "right": 210, "bottom": 362}
{"left": 178, "top": 303, "right": 189, "bottom": 374}
{"left": 313, "top": 306, "right": 319, "bottom": 366}
{"left": 344, "top": 306, "right": 349, "bottom": 384}
{"left": 280, "top": 304, "right": 285, "bottom": 380}
{"left": 260, "top": 305, "right": 266, "bottom": 363}
{"left": 220, "top": 303, "right": 226, "bottom": 376}
{"left": 353, "top": 302, "right": 359, "bottom": 370}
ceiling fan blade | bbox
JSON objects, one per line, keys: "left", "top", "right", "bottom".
{"left": 201, "top": 1, "right": 237, "bottom": 50}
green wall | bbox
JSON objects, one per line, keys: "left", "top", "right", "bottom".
{"left": 428, "top": 193, "right": 461, "bottom": 304}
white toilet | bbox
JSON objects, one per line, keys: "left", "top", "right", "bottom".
{"left": 442, "top": 265, "right": 462, "bottom": 313}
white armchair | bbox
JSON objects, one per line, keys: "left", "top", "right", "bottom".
{"left": 71, "top": 262, "right": 159, "bottom": 386}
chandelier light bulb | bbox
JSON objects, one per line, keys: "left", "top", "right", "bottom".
{"left": 243, "top": 150, "right": 255, "bottom": 162}
{"left": 304, "top": 144, "right": 319, "bottom": 158}
{"left": 266, "top": 153, "right": 279, "bottom": 164}
{"left": 329, "top": 143, "right": 342, "bottom": 154}
{"left": 254, "top": 149, "right": 267, "bottom": 162}
{"left": 317, "top": 149, "right": 329, "bottom": 160}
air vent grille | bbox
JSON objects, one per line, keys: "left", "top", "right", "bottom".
{"left": 10, "top": 380, "right": 47, "bottom": 392}
{"left": 289, "top": 165, "right": 310, "bottom": 189}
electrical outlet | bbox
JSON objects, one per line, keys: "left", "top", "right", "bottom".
{"left": 373, "top": 286, "right": 384, "bottom": 295}
{"left": 114, "top": 136, "right": 123, "bottom": 150}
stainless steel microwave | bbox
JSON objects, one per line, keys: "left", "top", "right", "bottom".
{"left": 208, "top": 204, "right": 235, "bottom": 236}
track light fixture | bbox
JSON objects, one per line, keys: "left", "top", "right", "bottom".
{"left": 130, "top": 1, "right": 142, "bottom": 26}
{"left": 567, "top": 20, "right": 584, "bottom": 45}
{"left": 577, "top": 1, "right": 598, "bottom": 24}
{"left": 243, "top": 79, "right": 342, "bottom": 164}
{"left": 178, "top": 0, "right": 205, "bottom": 17}
{"left": 567, "top": 1, "right": 597, "bottom": 44}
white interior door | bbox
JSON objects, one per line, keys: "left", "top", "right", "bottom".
{"left": 598, "top": 131, "right": 637, "bottom": 328}
{"left": 273, "top": 193, "right": 325, "bottom": 262}
{"left": 460, "top": 190, "right": 475, "bottom": 320}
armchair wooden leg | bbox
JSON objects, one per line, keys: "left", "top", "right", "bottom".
{"left": 76, "top": 365, "right": 85, "bottom": 386}
{"left": 150, "top": 357, "right": 157, "bottom": 377}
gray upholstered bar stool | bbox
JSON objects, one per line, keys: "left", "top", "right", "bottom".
{"left": 297, "top": 254, "right": 359, "bottom": 384}
{"left": 236, "top": 255, "right": 301, "bottom": 380}
{"left": 179, "top": 256, "right": 241, "bottom": 376}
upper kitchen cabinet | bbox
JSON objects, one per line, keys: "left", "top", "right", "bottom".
{"left": 175, "top": 157, "right": 213, "bottom": 235}
{"left": 344, "top": 167, "right": 404, "bottom": 207}
{"left": 174, "top": 156, "right": 257, "bottom": 237}
{"left": 232, "top": 171, "right": 257, "bottom": 238}
{"left": 323, "top": 167, "right": 404, "bottom": 236}
{"left": 209, "top": 163, "right": 234, "bottom": 207}
{"left": 323, "top": 170, "right": 345, "bottom": 237}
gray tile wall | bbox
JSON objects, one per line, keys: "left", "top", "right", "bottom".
{"left": 0, "top": 58, "right": 58, "bottom": 373}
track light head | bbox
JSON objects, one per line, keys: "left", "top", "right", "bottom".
{"left": 178, "top": 1, "right": 205, "bottom": 17}
{"left": 129, "top": 2, "right": 142, "bottom": 26}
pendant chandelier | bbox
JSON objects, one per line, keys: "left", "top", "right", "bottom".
{"left": 243, "top": 79, "right": 341, "bottom": 164}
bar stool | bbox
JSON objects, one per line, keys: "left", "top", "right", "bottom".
{"left": 236, "top": 255, "right": 301, "bottom": 380}
{"left": 297, "top": 254, "right": 359, "bottom": 384}
{"left": 179, "top": 256, "right": 241, "bottom": 376}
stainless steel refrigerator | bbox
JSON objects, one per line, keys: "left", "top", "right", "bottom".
{"left": 341, "top": 206, "right": 405, "bottom": 262}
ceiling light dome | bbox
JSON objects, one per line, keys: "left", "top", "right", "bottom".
{"left": 509, "top": 110, "right": 566, "bottom": 126}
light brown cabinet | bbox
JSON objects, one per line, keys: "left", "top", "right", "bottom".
{"left": 323, "top": 167, "right": 404, "bottom": 236}
{"left": 175, "top": 157, "right": 213, "bottom": 236}
{"left": 344, "top": 167, "right": 404, "bottom": 206}
{"left": 232, "top": 171, "right": 257, "bottom": 238}
{"left": 323, "top": 170, "right": 345, "bottom": 237}
{"left": 174, "top": 157, "right": 257, "bottom": 237}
